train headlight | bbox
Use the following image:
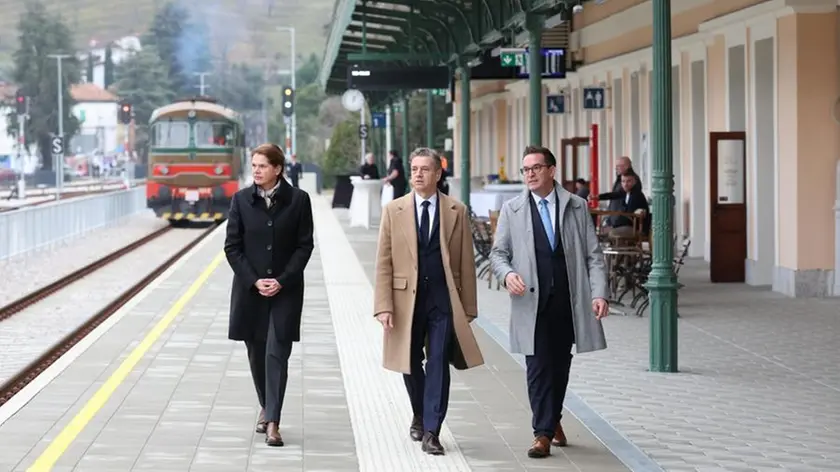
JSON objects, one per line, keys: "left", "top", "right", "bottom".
{"left": 159, "top": 165, "right": 169, "bottom": 175}
{"left": 215, "top": 165, "right": 224, "bottom": 175}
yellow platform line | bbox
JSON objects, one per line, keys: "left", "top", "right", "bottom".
{"left": 28, "top": 252, "right": 226, "bottom": 472}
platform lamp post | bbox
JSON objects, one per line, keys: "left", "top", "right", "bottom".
{"left": 647, "top": 0, "right": 680, "bottom": 373}
{"left": 48, "top": 53, "right": 71, "bottom": 200}
{"left": 276, "top": 26, "right": 296, "bottom": 155}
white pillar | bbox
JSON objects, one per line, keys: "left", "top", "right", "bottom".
{"left": 385, "top": 105, "right": 392, "bottom": 155}
{"left": 834, "top": 160, "right": 840, "bottom": 296}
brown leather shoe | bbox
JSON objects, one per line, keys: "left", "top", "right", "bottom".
{"left": 265, "top": 422, "right": 284, "bottom": 447}
{"left": 255, "top": 408, "right": 266, "bottom": 434}
{"left": 552, "top": 422, "right": 567, "bottom": 447}
{"left": 409, "top": 415, "right": 423, "bottom": 442}
{"left": 421, "top": 432, "right": 444, "bottom": 455}
{"left": 527, "top": 436, "right": 551, "bottom": 458}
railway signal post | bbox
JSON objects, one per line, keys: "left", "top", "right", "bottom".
{"left": 282, "top": 86, "right": 294, "bottom": 156}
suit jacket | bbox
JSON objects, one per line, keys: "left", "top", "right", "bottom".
{"left": 224, "top": 180, "right": 314, "bottom": 343}
{"left": 489, "top": 182, "right": 608, "bottom": 356}
{"left": 373, "top": 191, "right": 484, "bottom": 374}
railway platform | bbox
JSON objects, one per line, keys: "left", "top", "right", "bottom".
{"left": 0, "top": 195, "right": 628, "bottom": 472}
{"left": 4, "top": 192, "right": 836, "bottom": 471}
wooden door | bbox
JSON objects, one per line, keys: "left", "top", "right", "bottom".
{"left": 709, "top": 131, "right": 747, "bottom": 283}
{"left": 560, "top": 137, "right": 589, "bottom": 188}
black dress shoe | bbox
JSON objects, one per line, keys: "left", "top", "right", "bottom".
{"left": 409, "top": 415, "right": 423, "bottom": 441}
{"left": 421, "top": 432, "right": 444, "bottom": 455}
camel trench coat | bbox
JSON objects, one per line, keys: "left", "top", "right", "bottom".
{"left": 373, "top": 191, "right": 485, "bottom": 374}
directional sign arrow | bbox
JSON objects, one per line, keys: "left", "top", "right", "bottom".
{"left": 502, "top": 55, "right": 512, "bottom": 66}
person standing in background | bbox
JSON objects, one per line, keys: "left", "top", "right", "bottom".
{"left": 286, "top": 154, "right": 302, "bottom": 188}
{"left": 224, "top": 143, "right": 314, "bottom": 447}
{"left": 382, "top": 149, "right": 407, "bottom": 198}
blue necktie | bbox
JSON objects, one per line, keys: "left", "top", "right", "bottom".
{"left": 539, "top": 199, "right": 555, "bottom": 250}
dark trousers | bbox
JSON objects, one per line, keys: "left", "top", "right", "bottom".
{"left": 403, "top": 305, "right": 454, "bottom": 435}
{"left": 525, "top": 293, "right": 575, "bottom": 438}
{"left": 244, "top": 315, "right": 293, "bottom": 423}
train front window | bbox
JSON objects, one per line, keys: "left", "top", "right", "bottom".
{"left": 195, "top": 121, "right": 234, "bottom": 147}
{"left": 153, "top": 121, "right": 190, "bottom": 148}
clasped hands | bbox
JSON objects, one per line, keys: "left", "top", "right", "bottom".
{"left": 255, "top": 278, "right": 282, "bottom": 297}
{"left": 504, "top": 272, "right": 609, "bottom": 320}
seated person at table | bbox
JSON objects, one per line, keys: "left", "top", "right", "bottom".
{"left": 597, "top": 171, "right": 649, "bottom": 239}
{"left": 360, "top": 153, "right": 380, "bottom": 180}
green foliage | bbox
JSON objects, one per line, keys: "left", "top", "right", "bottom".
{"left": 103, "top": 45, "right": 114, "bottom": 88}
{"left": 141, "top": 1, "right": 190, "bottom": 95}
{"left": 6, "top": 0, "right": 81, "bottom": 171}
{"left": 0, "top": 0, "right": 335, "bottom": 65}
{"left": 393, "top": 92, "right": 450, "bottom": 152}
{"left": 322, "top": 114, "right": 361, "bottom": 186}
{"left": 112, "top": 46, "right": 174, "bottom": 157}
{"left": 295, "top": 54, "right": 320, "bottom": 87}
{"left": 211, "top": 63, "right": 265, "bottom": 111}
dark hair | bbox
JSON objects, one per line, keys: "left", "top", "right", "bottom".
{"left": 522, "top": 145, "right": 557, "bottom": 167}
{"left": 575, "top": 178, "right": 587, "bottom": 185}
{"left": 409, "top": 147, "right": 442, "bottom": 170}
{"left": 252, "top": 143, "right": 286, "bottom": 169}
{"left": 389, "top": 149, "right": 400, "bottom": 159}
{"left": 620, "top": 171, "right": 637, "bottom": 180}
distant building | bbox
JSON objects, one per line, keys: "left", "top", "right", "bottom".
{"left": 69, "top": 83, "right": 120, "bottom": 156}
{"left": 80, "top": 35, "right": 142, "bottom": 88}
{"left": 0, "top": 82, "right": 35, "bottom": 174}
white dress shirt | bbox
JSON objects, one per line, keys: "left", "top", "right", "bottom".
{"left": 530, "top": 189, "right": 557, "bottom": 231}
{"left": 414, "top": 192, "right": 438, "bottom": 239}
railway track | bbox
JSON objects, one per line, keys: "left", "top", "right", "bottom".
{"left": 0, "top": 223, "right": 220, "bottom": 407}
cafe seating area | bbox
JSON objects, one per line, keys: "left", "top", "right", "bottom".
{"left": 469, "top": 201, "right": 691, "bottom": 317}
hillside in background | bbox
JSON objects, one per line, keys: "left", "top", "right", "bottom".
{"left": 0, "top": 0, "right": 334, "bottom": 66}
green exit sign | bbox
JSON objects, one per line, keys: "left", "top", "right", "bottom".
{"left": 499, "top": 48, "right": 525, "bottom": 67}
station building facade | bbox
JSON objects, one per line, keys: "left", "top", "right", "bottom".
{"left": 451, "top": 0, "right": 840, "bottom": 297}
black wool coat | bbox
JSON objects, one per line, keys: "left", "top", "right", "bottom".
{"left": 224, "top": 180, "right": 314, "bottom": 343}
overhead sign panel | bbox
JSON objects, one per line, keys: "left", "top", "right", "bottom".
{"left": 347, "top": 65, "right": 450, "bottom": 91}
{"left": 471, "top": 48, "right": 567, "bottom": 80}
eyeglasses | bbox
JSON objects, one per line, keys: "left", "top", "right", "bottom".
{"left": 520, "top": 164, "right": 550, "bottom": 175}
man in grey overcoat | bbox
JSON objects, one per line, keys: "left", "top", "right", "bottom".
{"left": 489, "top": 145, "right": 609, "bottom": 459}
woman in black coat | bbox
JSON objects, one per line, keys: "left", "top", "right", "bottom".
{"left": 223, "top": 143, "right": 314, "bottom": 447}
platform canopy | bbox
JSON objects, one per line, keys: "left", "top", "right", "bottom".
{"left": 319, "top": 0, "right": 578, "bottom": 104}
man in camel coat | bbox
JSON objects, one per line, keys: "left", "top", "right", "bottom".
{"left": 373, "top": 147, "right": 484, "bottom": 456}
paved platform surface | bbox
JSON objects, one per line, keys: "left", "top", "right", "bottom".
{"left": 333, "top": 202, "right": 840, "bottom": 472}
{"left": 0, "top": 195, "right": 628, "bottom": 472}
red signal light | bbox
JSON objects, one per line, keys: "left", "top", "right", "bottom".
{"left": 16, "top": 96, "right": 23, "bottom": 102}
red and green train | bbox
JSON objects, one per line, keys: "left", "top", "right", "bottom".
{"left": 145, "top": 97, "right": 247, "bottom": 223}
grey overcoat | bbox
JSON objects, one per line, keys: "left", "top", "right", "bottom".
{"left": 489, "top": 183, "right": 609, "bottom": 355}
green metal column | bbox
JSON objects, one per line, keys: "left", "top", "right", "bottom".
{"left": 647, "top": 0, "right": 679, "bottom": 373}
{"left": 402, "top": 96, "right": 409, "bottom": 171}
{"left": 459, "top": 64, "right": 471, "bottom": 205}
{"left": 527, "top": 13, "right": 544, "bottom": 146}
{"left": 426, "top": 90, "right": 434, "bottom": 148}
